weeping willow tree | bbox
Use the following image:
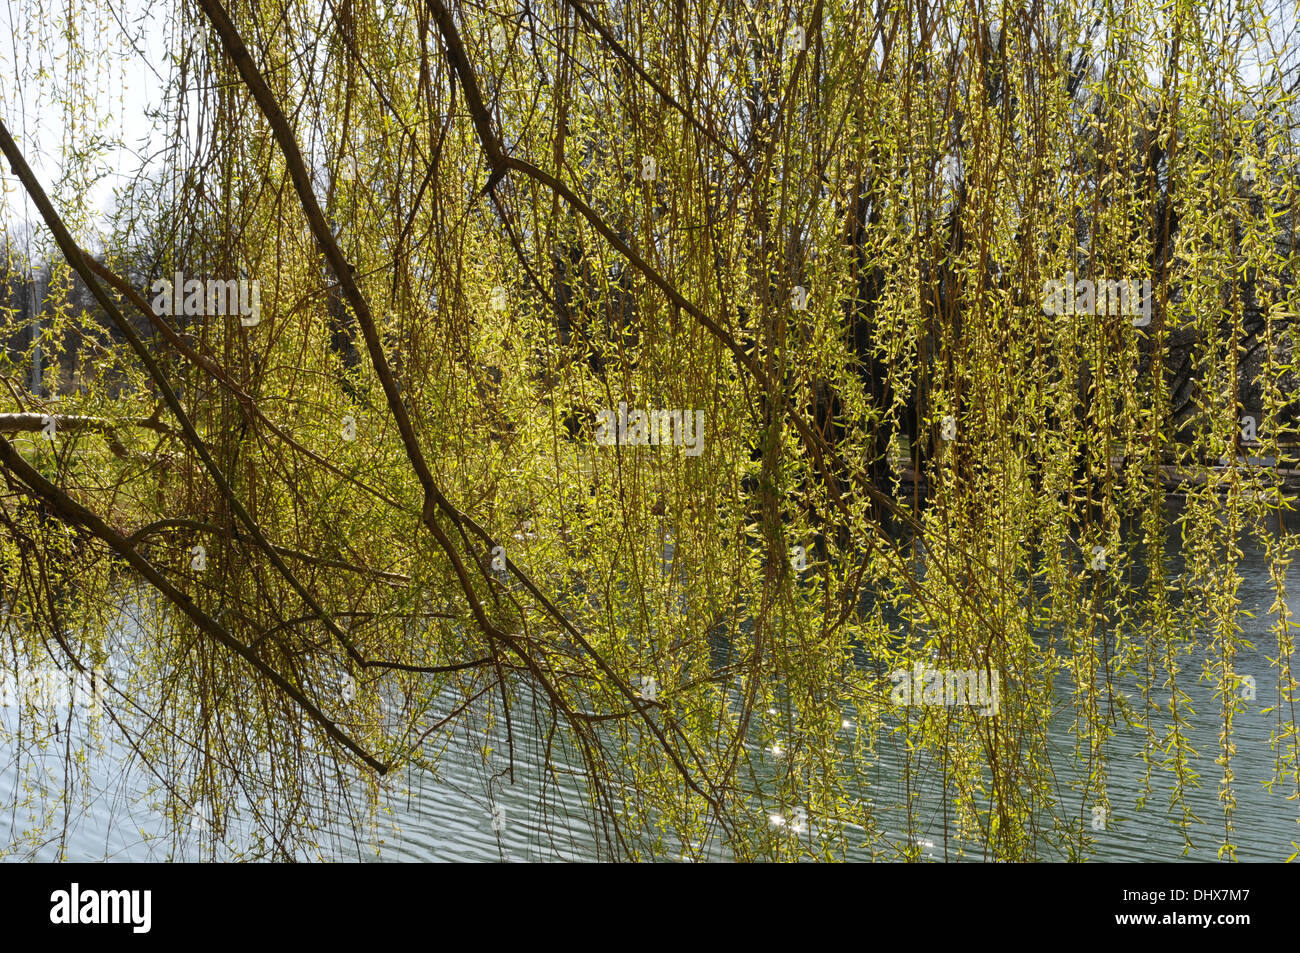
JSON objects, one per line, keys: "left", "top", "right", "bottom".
{"left": 1, "top": 0, "right": 1299, "bottom": 861}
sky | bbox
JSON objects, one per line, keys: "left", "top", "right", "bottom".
{"left": 1, "top": 0, "right": 1298, "bottom": 260}
{"left": 0, "top": 0, "right": 172, "bottom": 253}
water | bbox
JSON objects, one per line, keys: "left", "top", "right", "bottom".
{"left": 3, "top": 502, "right": 1298, "bottom": 862}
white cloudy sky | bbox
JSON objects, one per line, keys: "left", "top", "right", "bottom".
{"left": 0, "top": 0, "right": 174, "bottom": 251}
{"left": 1, "top": 0, "right": 1298, "bottom": 258}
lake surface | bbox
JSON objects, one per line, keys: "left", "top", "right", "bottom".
{"left": 3, "top": 501, "right": 1298, "bottom": 862}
